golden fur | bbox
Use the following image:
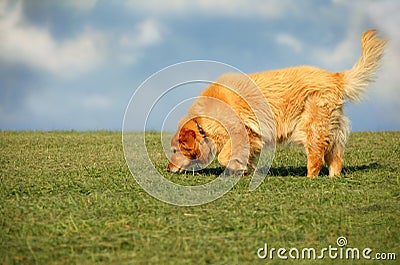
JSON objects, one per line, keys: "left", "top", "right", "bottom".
{"left": 167, "top": 30, "right": 386, "bottom": 177}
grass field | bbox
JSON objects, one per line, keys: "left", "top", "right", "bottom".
{"left": 1, "top": 131, "right": 399, "bottom": 264}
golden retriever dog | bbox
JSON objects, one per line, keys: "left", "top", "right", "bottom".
{"left": 167, "top": 30, "right": 385, "bottom": 177}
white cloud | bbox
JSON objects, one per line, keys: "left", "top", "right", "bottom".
{"left": 275, "top": 33, "right": 303, "bottom": 53}
{"left": 337, "top": 1, "right": 400, "bottom": 106}
{"left": 314, "top": 32, "right": 360, "bottom": 71}
{"left": 313, "top": 1, "right": 400, "bottom": 73}
{"left": 313, "top": 0, "right": 400, "bottom": 128}
{"left": 364, "top": 0, "right": 400, "bottom": 103}
{"left": 311, "top": 2, "right": 367, "bottom": 71}
{"left": 82, "top": 94, "right": 113, "bottom": 110}
{"left": 0, "top": 1, "right": 106, "bottom": 78}
{"left": 125, "top": 0, "right": 295, "bottom": 18}
{"left": 61, "top": 0, "right": 98, "bottom": 11}
{"left": 137, "top": 19, "right": 163, "bottom": 46}
{"left": 120, "top": 19, "right": 162, "bottom": 48}
{"left": 118, "top": 19, "right": 163, "bottom": 64}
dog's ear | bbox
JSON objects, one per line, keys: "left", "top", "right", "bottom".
{"left": 179, "top": 129, "right": 196, "bottom": 150}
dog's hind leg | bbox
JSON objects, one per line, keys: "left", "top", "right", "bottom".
{"left": 324, "top": 143, "right": 344, "bottom": 177}
{"left": 303, "top": 122, "right": 329, "bottom": 177}
{"left": 301, "top": 100, "right": 332, "bottom": 178}
{"left": 306, "top": 142, "right": 326, "bottom": 178}
{"left": 324, "top": 113, "right": 349, "bottom": 177}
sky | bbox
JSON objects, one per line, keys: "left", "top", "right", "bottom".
{"left": 0, "top": 0, "right": 399, "bottom": 132}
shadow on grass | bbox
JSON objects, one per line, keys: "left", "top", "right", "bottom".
{"left": 195, "top": 167, "right": 225, "bottom": 176}
{"left": 341, "top": 162, "right": 382, "bottom": 175}
{"left": 192, "top": 162, "right": 382, "bottom": 177}
{"left": 268, "top": 162, "right": 382, "bottom": 177}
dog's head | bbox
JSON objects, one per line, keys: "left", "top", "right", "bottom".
{"left": 167, "top": 119, "right": 216, "bottom": 173}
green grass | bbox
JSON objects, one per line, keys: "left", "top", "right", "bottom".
{"left": 1, "top": 131, "right": 399, "bottom": 264}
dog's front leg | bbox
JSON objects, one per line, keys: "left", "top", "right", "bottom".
{"left": 218, "top": 135, "right": 250, "bottom": 176}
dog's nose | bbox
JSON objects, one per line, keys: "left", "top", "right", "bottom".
{"left": 167, "top": 162, "right": 175, "bottom": 172}
{"left": 167, "top": 162, "right": 180, "bottom": 173}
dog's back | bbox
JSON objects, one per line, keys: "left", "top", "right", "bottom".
{"left": 249, "top": 66, "right": 344, "bottom": 144}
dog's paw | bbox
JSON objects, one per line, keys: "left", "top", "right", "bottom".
{"left": 226, "top": 159, "right": 248, "bottom": 176}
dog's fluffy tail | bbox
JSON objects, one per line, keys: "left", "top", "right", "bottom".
{"left": 342, "top": 30, "right": 386, "bottom": 102}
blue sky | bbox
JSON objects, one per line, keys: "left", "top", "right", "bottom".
{"left": 0, "top": 0, "right": 399, "bottom": 131}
